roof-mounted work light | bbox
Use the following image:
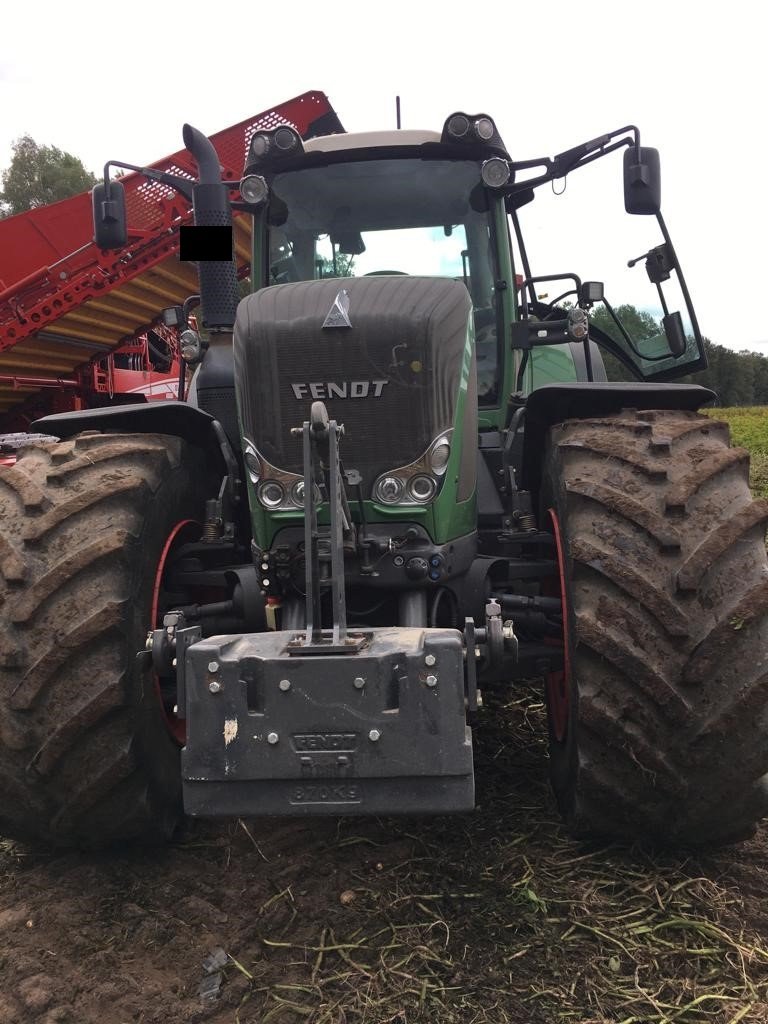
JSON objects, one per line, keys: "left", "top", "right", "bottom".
{"left": 246, "top": 125, "right": 304, "bottom": 170}
{"left": 441, "top": 112, "right": 506, "bottom": 151}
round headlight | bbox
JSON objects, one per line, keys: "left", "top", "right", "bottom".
{"left": 240, "top": 174, "right": 269, "bottom": 205}
{"left": 250, "top": 133, "right": 270, "bottom": 158}
{"left": 374, "top": 476, "right": 404, "bottom": 505}
{"left": 447, "top": 114, "right": 470, "bottom": 138}
{"left": 430, "top": 439, "right": 451, "bottom": 474}
{"left": 475, "top": 117, "right": 495, "bottom": 141}
{"left": 408, "top": 474, "right": 437, "bottom": 503}
{"left": 244, "top": 451, "right": 261, "bottom": 484}
{"left": 274, "top": 127, "right": 299, "bottom": 151}
{"left": 179, "top": 328, "right": 202, "bottom": 364}
{"left": 291, "top": 480, "right": 306, "bottom": 506}
{"left": 257, "top": 480, "right": 285, "bottom": 508}
{"left": 481, "top": 157, "right": 511, "bottom": 189}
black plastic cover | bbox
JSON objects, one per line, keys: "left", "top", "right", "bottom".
{"left": 623, "top": 146, "right": 661, "bottom": 215}
{"left": 92, "top": 180, "right": 127, "bottom": 250}
{"left": 33, "top": 401, "right": 217, "bottom": 446}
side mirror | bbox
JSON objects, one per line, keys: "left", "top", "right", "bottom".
{"left": 623, "top": 147, "right": 661, "bottom": 215}
{"left": 92, "top": 180, "right": 127, "bottom": 249}
{"left": 663, "top": 311, "right": 687, "bottom": 357}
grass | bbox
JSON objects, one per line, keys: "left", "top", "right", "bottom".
{"left": 704, "top": 406, "right": 768, "bottom": 497}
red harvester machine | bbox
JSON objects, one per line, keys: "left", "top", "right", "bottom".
{"left": 0, "top": 91, "right": 343, "bottom": 439}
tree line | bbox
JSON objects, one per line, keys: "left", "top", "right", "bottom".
{"left": 591, "top": 304, "right": 768, "bottom": 406}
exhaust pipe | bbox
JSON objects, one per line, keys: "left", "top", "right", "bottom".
{"left": 182, "top": 124, "right": 239, "bottom": 331}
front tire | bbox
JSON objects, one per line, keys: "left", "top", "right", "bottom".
{"left": 543, "top": 409, "right": 768, "bottom": 845}
{"left": 0, "top": 432, "right": 212, "bottom": 847}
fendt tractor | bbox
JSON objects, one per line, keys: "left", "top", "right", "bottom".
{"left": 1, "top": 105, "right": 767, "bottom": 849}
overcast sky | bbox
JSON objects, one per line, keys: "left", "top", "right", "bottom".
{"left": 2, "top": 0, "right": 765, "bottom": 353}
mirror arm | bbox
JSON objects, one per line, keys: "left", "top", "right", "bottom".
{"left": 101, "top": 160, "right": 194, "bottom": 203}
{"left": 507, "top": 126, "right": 641, "bottom": 197}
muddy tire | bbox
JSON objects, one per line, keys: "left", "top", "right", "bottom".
{"left": 0, "top": 432, "right": 212, "bottom": 847}
{"left": 0, "top": 432, "right": 60, "bottom": 451}
{"left": 543, "top": 409, "right": 768, "bottom": 845}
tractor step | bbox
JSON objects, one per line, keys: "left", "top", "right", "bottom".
{"left": 181, "top": 627, "right": 474, "bottom": 816}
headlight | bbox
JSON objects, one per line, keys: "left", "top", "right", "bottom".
{"left": 179, "top": 329, "right": 202, "bottom": 364}
{"left": 481, "top": 157, "right": 511, "bottom": 189}
{"left": 447, "top": 114, "right": 470, "bottom": 138}
{"left": 407, "top": 475, "right": 437, "bottom": 503}
{"left": 257, "top": 480, "right": 285, "bottom": 508}
{"left": 240, "top": 174, "right": 269, "bottom": 205}
{"left": 244, "top": 451, "right": 261, "bottom": 485}
{"left": 568, "top": 307, "right": 589, "bottom": 340}
{"left": 250, "top": 133, "right": 270, "bottom": 158}
{"left": 274, "top": 127, "right": 300, "bottom": 152}
{"left": 290, "top": 480, "right": 323, "bottom": 508}
{"left": 475, "top": 117, "right": 495, "bottom": 141}
{"left": 430, "top": 437, "right": 451, "bottom": 474}
{"left": 373, "top": 476, "right": 405, "bottom": 504}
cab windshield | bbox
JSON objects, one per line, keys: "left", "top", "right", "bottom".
{"left": 266, "top": 158, "right": 502, "bottom": 403}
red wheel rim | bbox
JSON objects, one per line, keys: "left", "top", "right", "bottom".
{"left": 151, "top": 519, "right": 200, "bottom": 744}
{"left": 545, "top": 508, "right": 571, "bottom": 743}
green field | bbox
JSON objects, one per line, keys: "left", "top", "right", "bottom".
{"left": 705, "top": 406, "right": 768, "bottom": 497}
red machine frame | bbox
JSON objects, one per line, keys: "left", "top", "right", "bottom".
{"left": 0, "top": 92, "right": 342, "bottom": 431}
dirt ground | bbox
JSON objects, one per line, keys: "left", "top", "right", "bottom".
{"left": 1, "top": 689, "right": 767, "bottom": 1024}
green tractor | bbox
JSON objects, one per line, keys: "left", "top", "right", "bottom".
{"left": 1, "top": 109, "right": 766, "bottom": 848}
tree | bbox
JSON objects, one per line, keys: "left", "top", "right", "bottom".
{"left": 589, "top": 303, "right": 661, "bottom": 382}
{"left": 0, "top": 135, "right": 96, "bottom": 217}
{"left": 587, "top": 302, "right": 768, "bottom": 402}
{"left": 318, "top": 252, "right": 355, "bottom": 278}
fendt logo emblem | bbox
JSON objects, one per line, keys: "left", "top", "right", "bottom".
{"left": 291, "top": 381, "right": 389, "bottom": 399}
{"left": 322, "top": 289, "right": 352, "bottom": 329}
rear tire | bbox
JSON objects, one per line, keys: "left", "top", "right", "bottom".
{"left": 0, "top": 432, "right": 212, "bottom": 847}
{"left": 542, "top": 409, "right": 768, "bottom": 845}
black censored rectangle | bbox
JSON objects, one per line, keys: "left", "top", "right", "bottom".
{"left": 179, "top": 225, "right": 233, "bottom": 262}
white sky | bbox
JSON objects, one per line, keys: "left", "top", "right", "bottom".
{"left": 1, "top": 0, "right": 765, "bottom": 352}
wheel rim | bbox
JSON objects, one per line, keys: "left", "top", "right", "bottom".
{"left": 151, "top": 519, "right": 200, "bottom": 744}
{"left": 545, "top": 508, "right": 572, "bottom": 743}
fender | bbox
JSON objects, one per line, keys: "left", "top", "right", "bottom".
{"left": 522, "top": 382, "right": 717, "bottom": 494}
{"left": 33, "top": 401, "right": 220, "bottom": 448}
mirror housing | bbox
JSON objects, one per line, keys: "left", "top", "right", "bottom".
{"left": 663, "top": 311, "right": 687, "bottom": 357}
{"left": 623, "top": 147, "right": 661, "bottom": 215}
{"left": 91, "top": 180, "right": 127, "bottom": 249}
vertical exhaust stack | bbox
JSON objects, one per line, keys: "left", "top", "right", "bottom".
{"left": 182, "top": 124, "right": 240, "bottom": 442}
{"left": 182, "top": 124, "right": 239, "bottom": 331}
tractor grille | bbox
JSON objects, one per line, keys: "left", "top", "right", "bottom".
{"left": 235, "top": 277, "right": 470, "bottom": 488}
